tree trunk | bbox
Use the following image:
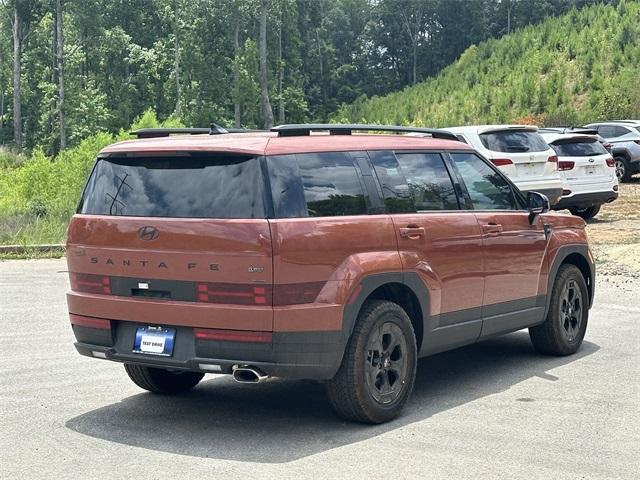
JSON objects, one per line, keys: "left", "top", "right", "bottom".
{"left": 412, "top": 44, "right": 417, "bottom": 85}
{"left": 233, "top": 21, "right": 241, "bottom": 128}
{"left": 259, "top": 0, "right": 273, "bottom": 129}
{"left": 277, "top": 3, "right": 284, "bottom": 125}
{"left": 56, "top": 0, "right": 66, "bottom": 150}
{"left": 174, "top": 1, "right": 181, "bottom": 117}
{"left": 12, "top": 6, "right": 22, "bottom": 148}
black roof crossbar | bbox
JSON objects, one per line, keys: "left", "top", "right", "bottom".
{"left": 271, "top": 123, "right": 459, "bottom": 141}
{"left": 131, "top": 123, "right": 263, "bottom": 138}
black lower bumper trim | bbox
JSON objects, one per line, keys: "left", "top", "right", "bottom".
{"left": 553, "top": 190, "right": 618, "bottom": 210}
{"left": 74, "top": 327, "right": 344, "bottom": 380}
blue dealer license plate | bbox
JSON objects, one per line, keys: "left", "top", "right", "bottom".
{"left": 132, "top": 326, "right": 175, "bottom": 357}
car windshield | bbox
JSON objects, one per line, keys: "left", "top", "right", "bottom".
{"left": 550, "top": 139, "right": 608, "bottom": 157}
{"left": 79, "top": 155, "right": 265, "bottom": 218}
{"left": 479, "top": 130, "right": 549, "bottom": 153}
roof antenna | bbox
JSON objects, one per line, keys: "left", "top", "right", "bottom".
{"left": 210, "top": 123, "right": 229, "bottom": 135}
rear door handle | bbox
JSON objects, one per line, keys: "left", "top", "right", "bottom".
{"left": 482, "top": 223, "right": 503, "bottom": 234}
{"left": 399, "top": 226, "right": 426, "bottom": 239}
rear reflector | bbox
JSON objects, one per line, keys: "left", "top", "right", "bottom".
{"left": 70, "top": 272, "right": 111, "bottom": 295}
{"left": 558, "top": 160, "right": 575, "bottom": 171}
{"left": 194, "top": 328, "right": 272, "bottom": 343}
{"left": 70, "top": 313, "right": 111, "bottom": 330}
{"left": 606, "top": 157, "right": 615, "bottom": 167}
{"left": 490, "top": 158, "right": 513, "bottom": 166}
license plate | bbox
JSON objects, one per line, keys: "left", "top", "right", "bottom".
{"left": 133, "top": 326, "right": 175, "bottom": 356}
{"left": 585, "top": 166, "right": 597, "bottom": 175}
{"left": 520, "top": 163, "right": 537, "bottom": 176}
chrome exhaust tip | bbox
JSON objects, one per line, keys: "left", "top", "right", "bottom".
{"left": 232, "top": 365, "right": 269, "bottom": 383}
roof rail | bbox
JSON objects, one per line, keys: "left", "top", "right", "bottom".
{"left": 270, "top": 123, "right": 459, "bottom": 141}
{"left": 131, "top": 123, "right": 264, "bottom": 138}
{"left": 540, "top": 127, "right": 599, "bottom": 135}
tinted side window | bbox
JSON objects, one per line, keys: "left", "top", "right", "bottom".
{"left": 451, "top": 153, "right": 517, "bottom": 210}
{"left": 369, "top": 151, "right": 414, "bottom": 213}
{"left": 393, "top": 152, "right": 459, "bottom": 211}
{"left": 479, "top": 130, "right": 549, "bottom": 153}
{"left": 598, "top": 125, "right": 630, "bottom": 138}
{"left": 268, "top": 152, "right": 367, "bottom": 218}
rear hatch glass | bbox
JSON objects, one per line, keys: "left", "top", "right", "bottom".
{"left": 550, "top": 138, "right": 607, "bottom": 157}
{"left": 479, "top": 130, "right": 549, "bottom": 153}
{"left": 79, "top": 155, "right": 265, "bottom": 218}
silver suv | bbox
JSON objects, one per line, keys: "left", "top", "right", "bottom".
{"left": 584, "top": 121, "right": 640, "bottom": 182}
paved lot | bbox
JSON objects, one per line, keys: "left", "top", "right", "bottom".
{"left": 1, "top": 258, "right": 639, "bottom": 480}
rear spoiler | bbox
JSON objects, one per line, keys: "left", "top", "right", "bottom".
{"left": 477, "top": 125, "right": 538, "bottom": 134}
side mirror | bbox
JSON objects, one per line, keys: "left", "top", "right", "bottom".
{"left": 527, "top": 191, "right": 549, "bottom": 224}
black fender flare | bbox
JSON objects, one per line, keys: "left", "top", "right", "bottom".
{"left": 544, "top": 244, "right": 595, "bottom": 318}
{"left": 338, "top": 271, "right": 430, "bottom": 354}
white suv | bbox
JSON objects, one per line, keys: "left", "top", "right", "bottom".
{"left": 446, "top": 125, "right": 563, "bottom": 205}
{"left": 539, "top": 131, "right": 618, "bottom": 220}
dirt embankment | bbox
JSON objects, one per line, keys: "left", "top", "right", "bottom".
{"left": 580, "top": 178, "right": 640, "bottom": 289}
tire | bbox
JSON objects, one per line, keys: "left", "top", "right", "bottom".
{"left": 124, "top": 364, "right": 204, "bottom": 394}
{"left": 614, "top": 156, "right": 631, "bottom": 182}
{"left": 326, "top": 300, "right": 417, "bottom": 424}
{"left": 529, "top": 265, "right": 589, "bottom": 356}
{"left": 569, "top": 205, "right": 600, "bottom": 221}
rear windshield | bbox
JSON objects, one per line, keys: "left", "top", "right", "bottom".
{"left": 479, "top": 130, "right": 549, "bottom": 153}
{"left": 79, "top": 155, "right": 265, "bottom": 218}
{"left": 550, "top": 138, "right": 608, "bottom": 157}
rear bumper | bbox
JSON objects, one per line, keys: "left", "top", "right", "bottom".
{"left": 72, "top": 320, "right": 344, "bottom": 380}
{"left": 553, "top": 190, "right": 619, "bottom": 210}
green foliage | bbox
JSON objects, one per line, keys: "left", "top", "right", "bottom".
{"left": 335, "top": 2, "right": 640, "bottom": 127}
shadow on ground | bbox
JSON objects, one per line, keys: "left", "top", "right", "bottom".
{"left": 66, "top": 332, "right": 599, "bottom": 463}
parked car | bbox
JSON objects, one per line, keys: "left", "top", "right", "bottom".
{"left": 539, "top": 127, "right": 612, "bottom": 154}
{"left": 583, "top": 121, "right": 640, "bottom": 182}
{"left": 539, "top": 131, "right": 618, "bottom": 220}
{"left": 66, "top": 123, "right": 595, "bottom": 424}
{"left": 445, "top": 125, "right": 563, "bottom": 205}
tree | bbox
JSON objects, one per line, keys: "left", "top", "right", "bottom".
{"left": 258, "top": 0, "right": 273, "bottom": 129}
{"left": 55, "top": 0, "right": 65, "bottom": 149}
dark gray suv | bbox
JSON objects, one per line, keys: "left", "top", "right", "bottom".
{"left": 585, "top": 121, "right": 640, "bottom": 182}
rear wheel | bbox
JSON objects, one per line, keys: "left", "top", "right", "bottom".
{"left": 326, "top": 300, "right": 417, "bottom": 424}
{"left": 569, "top": 205, "right": 600, "bottom": 220}
{"left": 615, "top": 156, "right": 631, "bottom": 182}
{"left": 124, "top": 364, "right": 204, "bottom": 393}
{"left": 529, "top": 265, "right": 588, "bottom": 356}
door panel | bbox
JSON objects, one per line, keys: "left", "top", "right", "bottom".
{"left": 392, "top": 213, "right": 485, "bottom": 354}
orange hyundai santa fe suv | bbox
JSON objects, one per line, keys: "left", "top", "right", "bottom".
{"left": 66, "top": 124, "right": 595, "bottom": 423}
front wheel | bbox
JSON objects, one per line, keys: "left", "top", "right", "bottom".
{"left": 529, "top": 265, "right": 589, "bottom": 356}
{"left": 124, "top": 364, "right": 204, "bottom": 393}
{"left": 569, "top": 205, "right": 600, "bottom": 220}
{"left": 326, "top": 300, "right": 417, "bottom": 424}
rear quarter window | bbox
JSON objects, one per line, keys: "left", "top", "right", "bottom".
{"left": 267, "top": 152, "right": 368, "bottom": 218}
{"left": 79, "top": 155, "right": 265, "bottom": 218}
{"left": 479, "top": 130, "right": 549, "bottom": 153}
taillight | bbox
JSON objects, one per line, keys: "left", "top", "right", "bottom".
{"left": 194, "top": 328, "right": 272, "bottom": 343}
{"left": 605, "top": 157, "right": 615, "bottom": 167}
{"left": 490, "top": 158, "right": 513, "bottom": 166}
{"left": 547, "top": 155, "right": 558, "bottom": 170}
{"left": 70, "top": 272, "right": 111, "bottom": 294}
{"left": 195, "top": 281, "right": 325, "bottom": 306}
{"left": 558, "top": 160, "right": 575, "bottom": 171}
{"left": 196, "top": 282, "right": 271, "bottom": 305}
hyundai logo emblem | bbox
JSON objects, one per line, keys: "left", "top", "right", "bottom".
{"left": 138, "top": 226, "right": 159, "bottom": 241}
